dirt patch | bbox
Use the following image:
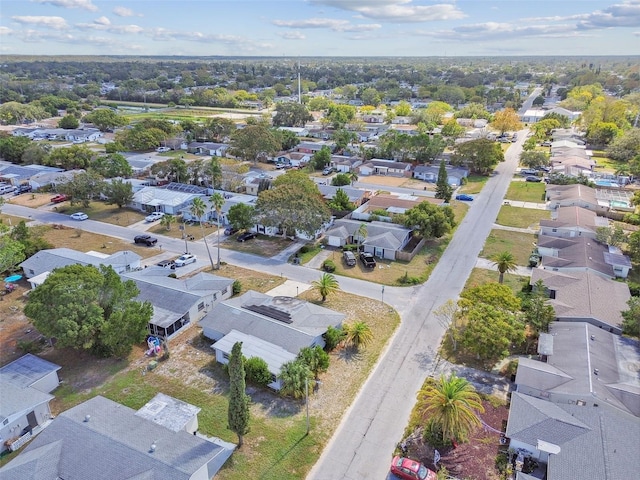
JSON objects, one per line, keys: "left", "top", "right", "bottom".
{"left": 357, "top": 175, "right": 412, "bottom": 188}
{"left": 402, "top": 399, "right": 509, "bottom": 480}
{"left": 0, "top": 281, "right": 43, "bottom": 366}
{"left": 7, "top": 193, "right": 52, "bottom": 209}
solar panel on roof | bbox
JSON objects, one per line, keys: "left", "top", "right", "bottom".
{"left": 164, "top": 182, "right": 208, "bottom": 194}
{"left": 245, "top": 304, "right": 293, "bottom": 324}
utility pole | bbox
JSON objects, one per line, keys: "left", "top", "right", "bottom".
{"left": 298, "top": 60, "right": 302, "bottom": 104}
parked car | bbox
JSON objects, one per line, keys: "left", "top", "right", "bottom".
{"left": 525, "top": 175, "right": 542, "bottom": 182}
{"left": 540, "top": 141, "right": 552, "bottom": 147}
{"left": 134, "top": 234, "right": 158, "bottom": 246}
{"left": 13, "top": 184, "right": 33, "bottom": 195}
{"left": 224, "top": 226, "right": 239, "bottom": 236}
{"left": 390, "top": 456, "right": 437, "bottom": 480}
{"left": 520, "top": 169, "right": 538, "bottom": 175}
{"left": 275, "top": 162, "right": 286, "bottom": 169}
{"left": 360, "top": 252, "right": 376, "bottom": 268}
{"left": 237, "top": 231, "right": 257, "bottom": 242}
{"left": 322, "top": 166, "right": 336, "bottom": 175}
{"left": 50, "top": 194, "right": 70, "bottom": 204}
{"left": 145, "top": 211, "right": 165, "bottom": 222}
{"left": 455, "top": 194, "right": 473, "bottom": 201}
{"left": 157, "top": 259, "right": 176, "bottom": 269}
{"left": 0, "top": 184, "right": 17, "bottom": 195}
{"left": 343, "top": 251, "right": 357, "bottom": 266}
{"left": 156, "top": 146, "right": 170, "bottom": 152}
{"left": 175, "top": 253, "right": 196, "bottom": 267}
{"left": 70, "top": 212, "right": 88, "bottom": 221}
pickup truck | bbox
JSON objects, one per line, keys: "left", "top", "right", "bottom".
{"left": 50, "top": 194, "right": 70, "bottom": 204}
{"left": 360, "top": 252, "right": 376, "bottom": 269}
{"left": 134, "top": 234, "right": 158, "bottom": 246}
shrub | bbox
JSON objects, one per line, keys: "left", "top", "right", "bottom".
{"left": 17, "top": 339, "right": 43, "bottom": 354}
{"left": 627, "top": 281, "right": 640, "bottom": 297}
{"left": 322, "top": 259, "right": 336, "bottom": 273}
{"left": 422, "top": 421, "right": 453, "bottom": 448}
{"left": 168, "top": 273, "right": 177, "bottom": 279}
{"left": 623, "top": 213, "right": 640, "bottom": 225}
{"left": 232, "top": 280, "right": 242, "bottom": 295}
{"left": 398, "top": 271, "right": 421, "bottom": 285}
{"left": 323, "top": 325, "right": 345, "bottom": 351}
{"left": 244, "top": 356, "right": 272, "bottom": 386}
{"left": 299, "top": 245, "right": 310, "bottom": 254}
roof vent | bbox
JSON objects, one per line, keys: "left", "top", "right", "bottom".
{"left": 150, "top": 442, "right": 157, "bottom": 453}
{"left": 593, "top": 369, "right": 599, "bottom": 375}
{"left": 84, "top": 415, "right": 91, "bottom": 422}
{"left": 590, "top": 335, "right": 595, "bottom": 341}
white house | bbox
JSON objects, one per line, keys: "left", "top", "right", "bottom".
{"left": 131, "top": 184, "right": 206, "bottom": 215}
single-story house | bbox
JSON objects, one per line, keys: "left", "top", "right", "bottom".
{"left": 539, "top": 206, "right": 608, "bottom": 239}
{"left": 122, "top": 268, "right": 234, "bottom": 339}
{"left": 504, "top": 322, "right": 640, "bottom": 479}
{"left": 317, "top": 184, "right": 370, "bottom": 207}
{"left": 413, "top": 165, "right": 469, "bottom": 186}
{"left": 186, "top": 142, "right": 229, "bottom": 157}
{"left": 358, "top": 159, "right": 412, "bottom": 177}
{"left": 11, "top": 127, "right": 103, "bottom": 142}
{"left": 20, "top": 248, "right": 141, "bottom": 285}
{"left": 329, "top": 155, "right": 363, "bottom": 173}
{"left": 545, "top": 184, "right": 607, "bottom": 213}
{"left": 361, "top": 113, "right": 385, "bottom": 124}
{"left": 277, "top": 126, "right": 309, "bottom": 137}
{"left": 324, "top": 218, "right": 413, "bottom": 260}
{"left": 28, "top": 169, "right": 82, "bottom": 190}
{"left": 537, "top": 235, "right": 632, "bottom": 279}
{"left": 180, "top": 191, "right": 257, "bottom": 224}
{"left": 351, "top": 193, "right": 442, "bottom": 222}
{"left": 0, "top": 394, "right": 236, "bottom": 480}
{"left": 273, "top": 152, "right": 311, "bottom": 167}
{"left": 550, "top": 140, "right": 586, "bottom": 151}
{"left": 0, "top": 164, "right": 63, "bottom": 187}
{"left": 131, "top": 184, "right": 207, "bottom": 215}
{"left": 0, "top": 354, "right": 61, "bottom": 452}
{"left": 530, "top": 268, "right": 630, "bottom": 333}
{"left": 199, "top": 290, "right": 345, "bottom": 390}
{"left": 296, "top": 141, "right": 332, "bottom": 155}
{"left": 520, "top": 107, "right": 581, "bottom": 124}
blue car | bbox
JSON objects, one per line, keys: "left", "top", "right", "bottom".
{"left": 455, "top": 194, "right": 473, "bottom": 201}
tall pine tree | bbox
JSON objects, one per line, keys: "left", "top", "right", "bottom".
{"left": 228, "top": 342, "right": 250, "bottom": 447}
{"left": 435, "top": 159, "right": 453, "bottom": 202}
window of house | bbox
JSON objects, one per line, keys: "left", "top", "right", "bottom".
{"left": 29, "top": 269, "right": 35, "bottom": 276}
{"left": 222, "top": 352, "right": 230, "bottom": 360}
{"left": 552, "top": 228, "right": 557, "bottom": 232}
{"left": 222, "top": 287, "right": 228, "bottom": 295}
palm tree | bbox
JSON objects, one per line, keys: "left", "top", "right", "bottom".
{"left": 311, "top": 273, "right": 340, "bottom": 302}
{"left": 491, "top": 251, "right": 517, "bottom": 284}
{"left": 160, "top": 213, "right": 176, "bottom": 231}
{"left": 356, "top": 222, "right": 367, "bottom": 251}
{"left": 418, "top": 373, "right": 484, "bottom": 443}
{"left": 210, "top": 192, "right": 225, "bottom": 269}
{"left": 342, "top": 321, "right": 373, "bottom": 350}
{"left": 348, "top": 170, "right": 359, "bottom": 186}
{"left": 278, "top": 360, "right": 312, "bottom": 399}
{"left": 190, "top": 197, "right": 215, "bottom": 270}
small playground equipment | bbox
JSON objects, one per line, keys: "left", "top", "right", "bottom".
{"left": 144, "top": 335, "right": 170, "bottom": 362}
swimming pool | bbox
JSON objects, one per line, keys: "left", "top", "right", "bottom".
{"left": 595, "top": 180, "right": 620, "bottom": 188}
{"left": 610, "top": 200, "right": 630, "bottom": 208}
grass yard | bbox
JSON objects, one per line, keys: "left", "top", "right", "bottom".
{"left": 56, "top": 202, "right": 147, "bottom": 226}
{"left": 7, "top": 192, "right": 52, "bottom": 208}
{"left": 213, "top": 264, "right": 286, "bottom": 294}
{"left": 222, "top": 233, "right": 295, "bottom": 257}
{"left": 148, "top": 221, "right": 219, "bottom": 241}
{"left": 480, "top": 229, "right": 537, "bottom": 266}
{"left": 593, "top": 154, "right": 625, "bottom": 174}
{"left": 1, "top": 213, "right": 33, "bottom": 227}
{"left": 505, "top": 181, "right": 546, "bottom": 203}
{"left": 459, "top": 175, "right": 489, "bottom": 194}
{"left": 464, "top": 267, "right": 529, "bottom": 296}
{"left": 495, "top": 205, "right": 550, "bottom": 229}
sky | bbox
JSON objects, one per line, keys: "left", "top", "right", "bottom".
{"left": 0, "top": 0, "right": 639, "bottom": 57}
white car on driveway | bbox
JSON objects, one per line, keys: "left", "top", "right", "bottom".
{"left": 70, "top": 212, "right": 88, "bottom": 221}
{"left": 145, "top": 211, "right": 165, "bottom": 222}
{"left": 175, "top": 253, "right": 196, "bottom": 267}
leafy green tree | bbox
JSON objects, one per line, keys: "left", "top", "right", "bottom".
{"left": 459, "top": 283, "right": 521, "bottom": 313}
{"left": 456, "top": 103, "right": 491, "bottom": 120}
{"left": 491, "top": 251, "right": 518, "bottom": 284}
{"left": 332, "top": 129, "right": 357, "bottom": 152}
{"left": 326, "top": 103, "right": 356, "bottom": 129}
{"left": 83, "top": 108, "right": 128, "bottom": 132}
{"left": 586, "top": 122, "right": 621, "bottom": 146}
{"left": 418, "top": 373, "right": 484, "bottom": 443}
{"left": 275, "top": 128, "right": 300, "bottom": 151}
{"left": 311, "top": 273, "right": 340, "bottom": 302}
{"left": 8, "top": 221, "right": 52, "bottom": 258}
{"left": 361, "top": 87, "right": 381, "bottom": 107}
{"left": 20, "top": 142, "right": 50, "bottom": 165}
{"left": 435, "top": 159, "right": 453, "bottom": 202}
{"left": 522, "top": 280, "right": 556, "bottom": 336}
{"left": 205, "top": 117, "right": 236, "bottom": 142}
{"left": 621, "top": 297, "right": 640, "bottom": 337}
{"left": 310, "top": 146, "right": 331, "bottom": 170}
{"left": 0, "top": 136, "right": 33, "bottom": 164}
{"left": 490, "top": 108, "right": 522, "bottom": 134}
{"left": 413, "top": 133, "right": 447, "bottom": 164}
{"left": 328, "top": 188, "right": 355, "bottom": 212}
{"left": 606, "top": 128, "right": 640, "bottom": 162}
{"left": 451, "top": 138, "right": 504, "bottom": 175}
{"left": 256, "top": 172, "right": 330, "bottom": 238}
{"left": 228, "top": 342, "right": 250, "bottom": 447}
{"left": 190, "top": 197, "right": 215, "bottom": 270}
{"left": 403, "top": 201, "right": 455, "bottom": 238}
{"left": 331, "top": 173, "right": 351, "bottom": 187}
{"left": 323, "top": 325, "right": 345, "bottom": 351}
{"left": 298, "top": 346, "right": 329, "bottom": 381}
{"left": 58, "top": 171, "right": 105, "bottom": 208}
{"left": 244, "top": 357, "right": 271, "bottom": 386}
{"left": 229, "top": 124, "right": 280, "bottom": 163}
{"left": 395, "top": 100, "right": 412, "bottom": 116}
{"left": 440, "top": 119, "right": 466, "bottom": 140}
{"left": 58, "top": 114, "right": 79, "bottom": 129}
{"left": 103, "top": 178, "right": 133, "bottom": 209}
{"left": 24, "top": 265, "right": 151, "bottom": 357}
{"left": 272, "top": 102, "right": 313, "bottom": 127}
{"left": 46, "top": 145, "right": 95, "bottom": 170}
{"left": 0, "top": 237, "right": 26, "bottom": 274}
{"left": 91, "top": 153, "right": 133, "bottom": 178}
{"left": 279, "top": 360, "right": 312, "bottom": 399}
{"left": 595, "top": 225, "right": 626, "bottom": 247}
{"left": 227, "top": 203, "right": 255, "bottom": 231}
{"left": 342, "top": 320, "right": 373, "bottom": 350}
{"left": 520, "top": 150, "right": 549, "bottom": 168}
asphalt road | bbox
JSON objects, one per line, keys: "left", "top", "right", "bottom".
{"left": 307, "top": 133, "right": 526, "bottom": 480}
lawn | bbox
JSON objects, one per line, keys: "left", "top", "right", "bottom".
{"left": 148, "top": 220, "right": 219, "bottom": 241}
{"left": 1, "top": 213, "right": 33, "bottom": 228}
{"left": 464, "top": 267, "right": 529, "bottom": 296}
{"left": 7, "top": 192, "right": 52, "bottom": 208}
{"left": 222, "top": 233, "right": 295, "bottom": 257}
{"left": 505, "top": 181, "right": 546, "bottom": 203}
{"left": 458, "top": 175, "right": 489, "bottom": 194}
{"left": 495, "top": 205, "right": 550, "bottom": 229}
{"left": 56, "top": 202, "right": 147, "bottom": 226}
{"left": 592, "top": 153, "right": 625, "bottom": 174}
{"left": 480, "top": 229, "right": 537, "bottom": 266}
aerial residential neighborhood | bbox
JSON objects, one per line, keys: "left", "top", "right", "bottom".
{"left": 0, "top": 3, "right": 639, "bottom": 479}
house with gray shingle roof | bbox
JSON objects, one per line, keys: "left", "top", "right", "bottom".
{"left": 539, "top": 206, "right": 608, "bottom": 239}
{"left": 199, "top": 290, "right": 344, "bottom": 390}
{"left": 545, "top": 184, "right": 607, "bottom": 213}
{"left": 0, "top": 355, "right": 61, "bottom": 452}
{"left": 0, "top": 394, "right": 235, "bottom": 479}
{"left": 324, "top": 218, "right": 413, "bottom": 260}
{"left": 505, "top": 322, "right": 640, "bottom": 479}
{"left": 317, "top": 184, "right": 370, "bottom": 207}
{"left": 412, "top": 165, "right": 469, "bottom": 186}
{"left": 530, "top": 269, "right": 630, "bottom": 333}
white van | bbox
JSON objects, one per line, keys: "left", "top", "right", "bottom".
{"left": 0, "top": 184, "right": 17, "bottom": 194}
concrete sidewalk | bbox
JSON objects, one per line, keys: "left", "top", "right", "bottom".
{"left": 475, "top": 257, "right": 533, "bottom": 277}
{"left": 266, "top": 279, "right": 312, "bottom": 297}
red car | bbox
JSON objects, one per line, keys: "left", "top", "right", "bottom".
{"left": 390, "top": 456, "right": 437, "bottom": 480}
{"left": 51, "top": 194, "right": 69, "bottom": 204}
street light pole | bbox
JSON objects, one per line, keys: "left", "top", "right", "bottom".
{"left": 305, "top": 377, "right": 310, "bottom": 435}
{"left": 381, "top": 285, "right": 385, "bottom": 305}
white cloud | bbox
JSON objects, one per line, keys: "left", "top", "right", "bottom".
{"left": 75, "top": 20, "right": 143, "bottom": 34}
{"left": 145, "top": 27, "right": 272, "bottom": 53}
{"left": 12, "top": 16, "right": 68, "bottom": 30}
{"left": 309, "top": 0, "right": 466, "bottom": 23}
{"left": 416, "top": 21, "right": 585, "bottom": 41}
{"left": 31, "top": 0, "right": 98, "bottom": 12}
{"left": 273, "top": 17, "right": 381, "bottom": 32}
{"left": 113, "top": 6, "right": 141, "bottom": 17}
{"left": 93, "top": 16, "right": 111, "bottom": 26}
{"left": 577, "top": 1, "right": 640, "bottom": 29}
{"left": 279, "top": 31, "right": 306, "bottom": 40}
{"left": 0, "top": 26, "right": 13, "bottom": 35}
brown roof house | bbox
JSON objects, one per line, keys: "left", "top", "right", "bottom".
{"left": 539, "top": 206, "right": 608, "bottom": 239}
{"left": 537, "top": 234, "right": 632, "bottom": 279}
{"left": 530, "top": 268, "right": 631, "bottom": 334}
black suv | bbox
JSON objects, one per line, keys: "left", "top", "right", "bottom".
{"left": 360, "top": 252, "right": 376, "bottom": 268}
{"left": 237, "top": 231, "right": 257, "bottom": 242}
{"left": 134, "top": 234, "right": 158, "bottom": 246}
